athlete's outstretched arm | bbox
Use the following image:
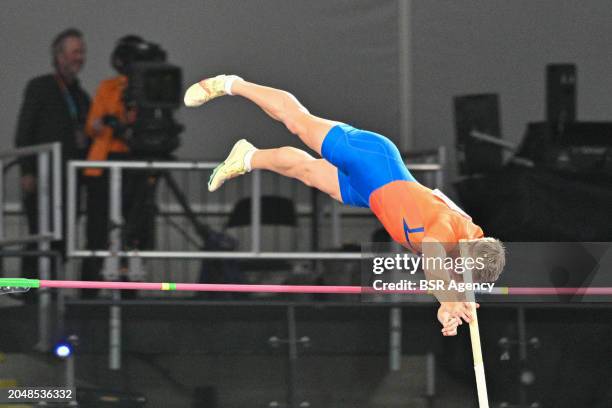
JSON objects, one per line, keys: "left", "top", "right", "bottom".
{"left": 422, "top": 237, "right": 479, "bottom": 336}
{"left": 422, "top": 237, "right": 457, "bottom": 303}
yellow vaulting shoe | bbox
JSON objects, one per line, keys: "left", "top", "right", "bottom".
{"left": 208, "top": 139, "right": 256, "bottom": 192}
{"left": 184, "top": 74, "right": 241, "bottom": 107}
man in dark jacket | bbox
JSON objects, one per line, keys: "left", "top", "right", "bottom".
{"left": 14, "top": 28, "right": 90, "bottom": 279}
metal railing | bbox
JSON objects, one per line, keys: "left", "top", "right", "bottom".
{"left": 0, "top": 142, "right": 62, "bottom": 351}
{"left": 66, "top": 156, "right": 444, "bottom": 260}
{"left": 0, "top": 143, "right": 62, "bottom": 245}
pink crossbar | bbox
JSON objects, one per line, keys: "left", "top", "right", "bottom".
{"left": 37, "top": 281, "right": 612, "bottom": 295}
{"left": 40, "top": 280, "right": 366, "bottom": 294}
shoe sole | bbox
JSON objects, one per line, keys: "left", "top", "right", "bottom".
{"left": 184, "top": 75, "right": 226, "bottom": 107}
{"left": 208, "top": 140, "right": 248, "bottom": 192}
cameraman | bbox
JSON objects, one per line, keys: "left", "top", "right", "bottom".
{"left": 82, "top": 36, "right": 154, "bottom": 292}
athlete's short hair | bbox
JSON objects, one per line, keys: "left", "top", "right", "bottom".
{"left": 463, "top": 238, "right": 506, "bottom": 283}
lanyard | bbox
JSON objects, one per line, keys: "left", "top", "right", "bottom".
{"left": 55, "top": 74, "right": 79, "bottom": 123}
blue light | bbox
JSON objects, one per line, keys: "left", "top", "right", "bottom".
{"left": 54, "top": 343, "right": 72, "bottom": 358}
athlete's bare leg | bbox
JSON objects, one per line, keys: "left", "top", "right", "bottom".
{"left": 229, "top": 80, "right": 340, "bottom": 155}
{"left": 185, "top": 75, "right": 343, "bottom": 194}
{"left": 251, "top": 147, "right": 342, "bottom": 202}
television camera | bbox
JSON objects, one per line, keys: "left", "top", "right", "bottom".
{"left": 110, "top": 35, "right": 183, "bottom": 157}
{"left": 105, "top": 36, "right": 236, "bottom": 256}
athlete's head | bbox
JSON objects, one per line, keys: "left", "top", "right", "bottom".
{"left": 459, "top": 237, "right": 506, "bottom": 283}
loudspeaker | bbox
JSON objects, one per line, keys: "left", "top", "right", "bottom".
{"left": 546, "top": 63, "right": 576, "bottom": 133}
{"left": 518, "top": 121, "right": 612, "bottom": 175}
{"left": 193, "top": 386, "right": 217, "bottom": 407}
{"left": 517, "top": 122, "right": 555, "bottom": 163}
{"left": 453, "top": 93, "right": 504, "bottom": 175}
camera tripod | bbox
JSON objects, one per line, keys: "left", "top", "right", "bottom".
{"left": 119, "top": 159, "right": 236, "bottom": 254}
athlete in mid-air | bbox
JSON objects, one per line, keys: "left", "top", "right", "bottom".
{"left": 184, "top": 75, "right": 505, "bottom": 336}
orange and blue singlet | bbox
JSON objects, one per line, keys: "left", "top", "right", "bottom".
{"left": 321, "top": 124, "right": 484, "bottom": 252}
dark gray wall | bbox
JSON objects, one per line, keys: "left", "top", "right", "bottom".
{"left": 413, "top": 0, "right": 612, "bottom": 172}
{"left": 2, "top": 0, "right": 399, "bottom": 161}
{"left": 4, "top": 1, "right": 612, "bottom": 176}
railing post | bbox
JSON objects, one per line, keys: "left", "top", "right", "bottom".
{"left": 108, "top": 166, "right": 122, "bottom": 370}
{"left": 398, "top": 0, "right": 413, "bottom": 152}
{"left": 52, "top": 143, "right": 62, "bottom": 240}
{"left": 436, "top": 146, "right": 446, "bottom": 190}
{"left": 389, "top": 307, "right": 402, "bottom": 371}
{"left": 331, "top": 201, "right": 342, "bottom": 248}
{"left": 66, "top": 162, "right": 77, "bottom": 257}
{"left": 426, "top": 351, "right": 436, "bottom": 398}
{"left": 55, "top": 252, "right": 66, "bottom": 338}
{"left": 36, "top": 151, "right": 51, "bottom": 351}
{"left": 286, "top": 305, "right": 298, "bottom": 408}
{"left": 106, "top": 166, "right": 122, "bottom": 280}
{"left": 251, "top": 170, "right": 261, "bottom": 253}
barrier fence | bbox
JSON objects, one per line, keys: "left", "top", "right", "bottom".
{"left": 0, "top": 143, "right": 62, "bottom": 351}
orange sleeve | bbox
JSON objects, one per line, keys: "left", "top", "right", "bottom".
{"left": 85, "top": 82, "right": 109, "bottom": 139}
{"left": 85, "top": 77, "right": 128, "bottom": 139}
{"left": 83, "top": 77, "right": 128, "bottom": 176}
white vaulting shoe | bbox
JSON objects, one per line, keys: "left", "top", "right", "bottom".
{"left": 183, "top": 74, "right": 241, "bottom": 107}
{"left": 208, "top": 139, "right": 256, "bottom": 192}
